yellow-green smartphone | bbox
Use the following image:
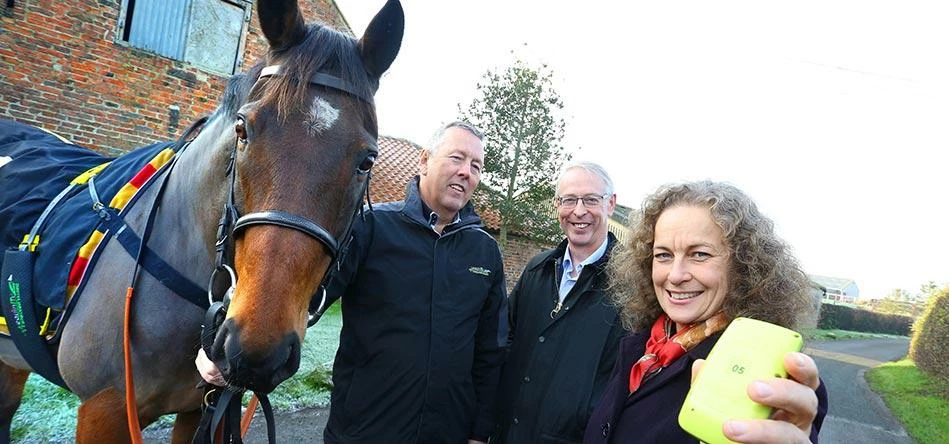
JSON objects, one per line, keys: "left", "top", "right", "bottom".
{"left": 678, "top": 317, "right": 804, "bottom": 444}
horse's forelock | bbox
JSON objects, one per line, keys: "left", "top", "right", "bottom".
{"left": 215, "top": 24, "right": 377, "bottom": 124}
{"left": 262, "top": 24, "right": 378, "bottom": 120}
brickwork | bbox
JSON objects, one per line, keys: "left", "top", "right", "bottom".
{"left": 501, "top": 235, "right": 555, "bottom": 292}
{"left": 0, "top": 0, "right": 349, "bottom": 154}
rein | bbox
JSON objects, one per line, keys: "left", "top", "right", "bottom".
{"left": 122, "top": 117, "right": 208, "bottom": 444}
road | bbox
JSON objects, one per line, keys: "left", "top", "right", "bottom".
{"left": 145, "top": 337, "right": 913, "bottom": 443}
{"left": 806, "top": 337, "right": 913, "bottom": 444}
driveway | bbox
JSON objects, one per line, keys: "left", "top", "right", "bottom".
{"left": 806, "top": 337, "right": 913, "bottom": 443}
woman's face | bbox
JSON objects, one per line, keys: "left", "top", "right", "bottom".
{"left": 651, "top": 205, "right": 731, "bottom": 331}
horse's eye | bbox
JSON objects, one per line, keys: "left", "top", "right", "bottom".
{"left": 357, "top": 154, "right": 376, "bottom": 173}
{"left": 235, "top": 116, "right": 249, "bottom": 147}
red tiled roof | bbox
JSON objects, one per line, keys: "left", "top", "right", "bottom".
{"left": 372, "top": 136, "right": 421, "bottom": 203}
{"left": 372, "top": 136, "right": 501, "bottom": 230}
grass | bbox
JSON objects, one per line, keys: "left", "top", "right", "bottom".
{"left": 10, "top": 378, "right": 79, "bottom": 443}
{"left": 10, "top": 304, "right": 343, "bottom": 443}
{"left": 801, "top": 328, "right": 908, "bottom": 341}
{"left": 865, "top": 358, "right": 949, "bottom": 444}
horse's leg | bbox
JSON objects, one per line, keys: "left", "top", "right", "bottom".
{"left": 0, "top": 363, "right": 30, "bottom": 443}
{"left": 76, "top": 387, "right": 134, "bottom": 444}
{"left": 171, "top": 409, "right": 202, "bottom": 444}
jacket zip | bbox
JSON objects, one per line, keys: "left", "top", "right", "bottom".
{"left": 550, "top": 261, "right": 563, "bottom": 318}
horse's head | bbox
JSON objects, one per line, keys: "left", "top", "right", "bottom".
{"left": 205, "top": 0, "right": 403, "bottom": 393}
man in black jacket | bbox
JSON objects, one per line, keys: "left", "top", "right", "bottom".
{"left": 495, "top": 161, "right": 624, "bottom": 443}
{"left": 195, "top": 121, "right": 507, "bottom": 443}
{"left": 322, "top": 121, "right": 508, "bottom": 443}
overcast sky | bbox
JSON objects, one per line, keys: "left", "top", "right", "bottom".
{"left": 336, "top": 0, "right": 949, "bottom": 299}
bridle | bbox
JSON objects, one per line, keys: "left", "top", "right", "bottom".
{"left": 195, "top": 64, "right": 375, "bottom": 443}
{"left": 206, "top": 64, "right": 373, "bottom": 327}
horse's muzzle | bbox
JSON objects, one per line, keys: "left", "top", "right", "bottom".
{"left": 210, "top": 318, "right": 302, "bottom": 393}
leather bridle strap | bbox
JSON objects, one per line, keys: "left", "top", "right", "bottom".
{"left": 233, "top": 210, "right": 339, "bottom": 257}
{"left": 257, "top": 65, "right": 374, "bottom": 105}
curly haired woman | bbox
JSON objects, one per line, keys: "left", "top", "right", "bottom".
{"left": 584, "top": 180, "right": 828, "bottom": 443}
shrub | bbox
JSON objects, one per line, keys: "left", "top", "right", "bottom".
{"left": 910, "top": 287, "right": 949, "bottom": 382}
{"left": 817, "top": 303, "right": 913, "bottom": 335}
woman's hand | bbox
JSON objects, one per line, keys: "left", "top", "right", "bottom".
{"left": 692, "top": 352, "right": 820, "bottom": 443}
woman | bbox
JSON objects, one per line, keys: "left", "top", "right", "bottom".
{"left": 584, "top": 181, "right": 828, "bottom": 443}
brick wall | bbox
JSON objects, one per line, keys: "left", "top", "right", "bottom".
{"left": 0, "top": 0, "right": 349, "bottom": 154}
{"left": 499, "top": 234, "right": 555, "bottom": 292}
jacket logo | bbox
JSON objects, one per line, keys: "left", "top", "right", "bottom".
{"left": 468, "top": 266, "right": 491, "bottom": 277}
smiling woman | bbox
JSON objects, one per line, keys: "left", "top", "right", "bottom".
{"left": 583, "top": 180, "right": 828, "bottom": 443}
{"left": 650, "top": 205, "right": 731, "bottom": 332}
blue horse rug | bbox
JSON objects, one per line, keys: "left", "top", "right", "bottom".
{"left": 0, "top": 118, "right": 177, "bottom": 340}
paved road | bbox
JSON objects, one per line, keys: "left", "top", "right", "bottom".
{"left": 146, "top": 337, "right": 913, "bottom": 443}
{"left": 805, "top": 337, "right": 913, "bottom": 444}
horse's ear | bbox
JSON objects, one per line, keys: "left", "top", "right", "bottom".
{"left": 257, "top": 0, "right": 307, "bottom": 52}
{"left": 358, "top": 0, "right": 404, "bottom": 78}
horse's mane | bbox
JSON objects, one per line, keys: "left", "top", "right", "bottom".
{"left": 215, "top": 23, "right": 377, "bottom": 122}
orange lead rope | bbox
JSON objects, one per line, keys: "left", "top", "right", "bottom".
{"left": 240, "top": 395, "right": 260, "bottom": 437}
{"left": 124, "top": 286, "right": 144, "bottom": 444}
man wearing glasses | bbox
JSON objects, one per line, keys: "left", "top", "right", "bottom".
{"left": 495, "top": 161, "right": 624, "bottom": 443}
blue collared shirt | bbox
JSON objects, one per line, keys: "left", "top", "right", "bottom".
{"left": 558, "top": 237, "right": 609, "bottom": 302}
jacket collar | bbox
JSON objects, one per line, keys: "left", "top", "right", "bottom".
{"left": 401, "top": 176, "right": 483, "bottom": 232}
{"left": 529, "top": 232, "right": 618, "bottom": 272}
{"left": 615, "top": 329, "right": 722, "bottom": 407}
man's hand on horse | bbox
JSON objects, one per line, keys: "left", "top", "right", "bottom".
{"left": 195, "top": 349, "right": 226, "bottom": 386}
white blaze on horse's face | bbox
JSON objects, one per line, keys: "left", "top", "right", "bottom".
{"left": 0, "top": 156, "right": 12, "bottom": 169}
{"left": 302, "top": 97, "right": 340, "bottom": 137}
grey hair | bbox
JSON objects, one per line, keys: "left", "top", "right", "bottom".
{"left": 426, "top": 121, "right": 484, "bottom": 154}
{"left": 557, "top": 161, "right": 615, "bottom": 196}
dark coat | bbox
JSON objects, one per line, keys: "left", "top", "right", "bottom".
{"left": 496, "top": 234, "right": 624, "bottom": 443}
{"left": 583, "top": 330, "right": 829, "bottom": 443}
{"left": 323, "top": 178, "right": 509, "bottom": 443}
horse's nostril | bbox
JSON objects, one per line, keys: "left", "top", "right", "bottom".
{"left": 214, "top": 325, "right": 302, "bottom": 392}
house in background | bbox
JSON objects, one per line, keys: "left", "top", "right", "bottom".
{"left": 0, "top": 0, "right": 349, "bottom": 152}
{"left": 609, "top": 203, "right": 634, "bottom": 245}
{"left": 810, "top": 274, "right": 860, "bottom": 304}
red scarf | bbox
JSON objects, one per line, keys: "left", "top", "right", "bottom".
{"left": 628, "top": 312, "right": 728, "bottom": 394}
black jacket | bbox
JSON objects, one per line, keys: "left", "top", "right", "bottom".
{"left": 496, "top": 234, "right": 624, "bottom": 443}
{"left": 324, "top": 178, "right": 509, "bottom": 443}
{"left": 584, "top": 331, "right": 828, "bottom": 443}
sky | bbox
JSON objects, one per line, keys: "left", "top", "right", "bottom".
{"left": 336, "top": 0, "right": 949, "bottom": 299}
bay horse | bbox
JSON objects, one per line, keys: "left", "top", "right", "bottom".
{"left": 0, "top": 0, "right": 403, "bottom": 441}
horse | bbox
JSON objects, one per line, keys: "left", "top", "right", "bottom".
{"left": 0, "top": 0, "right": 403, "bottom": 441}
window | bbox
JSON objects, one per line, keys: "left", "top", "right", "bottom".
{"left": 117, "top": 0, "right": 251, "bottom": 74}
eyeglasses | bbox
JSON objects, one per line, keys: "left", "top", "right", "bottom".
{"left": 554, "top": 194, "right": 609, "bottom": 209}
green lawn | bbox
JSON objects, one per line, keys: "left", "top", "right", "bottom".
{"left": 10, "top": 304, "right": 343, "bottom": 443}
{"left": 865, "top": 358, "right": 949, "bottom": 444}
{"left": 801, "top": 327, "right": 907, "bottom": 341}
